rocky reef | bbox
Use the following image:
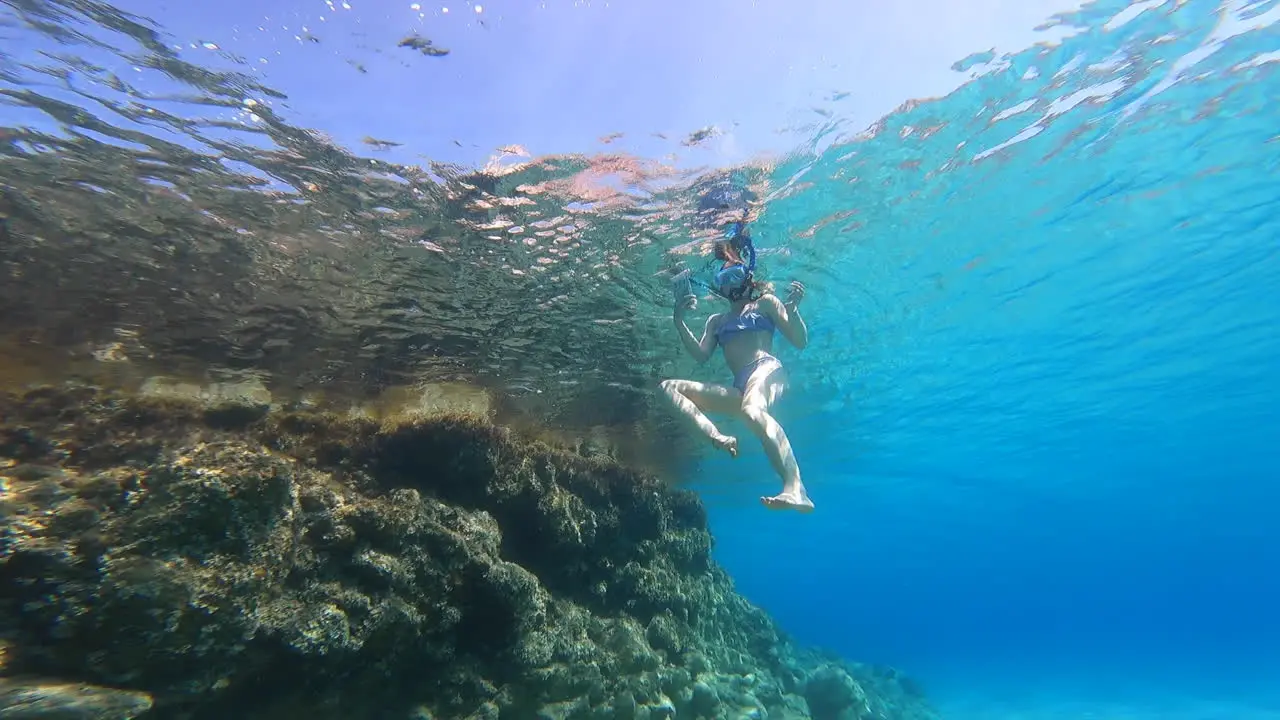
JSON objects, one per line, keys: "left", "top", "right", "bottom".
{"left": 0, "top": 385, "right": 937, "bottom": 720}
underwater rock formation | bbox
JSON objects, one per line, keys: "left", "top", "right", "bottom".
{"left": 0, "top": 385, "right": 937, "bottom": 720}
{"left": 0, "top": 676, "right": 154, "bottom": 720}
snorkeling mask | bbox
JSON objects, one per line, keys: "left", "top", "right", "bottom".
{"left": 713, "top": 262, "right": 753, "bottom": 301}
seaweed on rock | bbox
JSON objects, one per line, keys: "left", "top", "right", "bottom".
{"left": 0, "top": 384, "right": 938, "bottom": 720}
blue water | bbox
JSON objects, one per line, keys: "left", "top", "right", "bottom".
{"left": 688, "top": 0, "right": 1280, "bottom": 716}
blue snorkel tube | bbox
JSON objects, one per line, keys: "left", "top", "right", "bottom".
{"left": 724, "top": 221, "right": 757, "bottom": 274}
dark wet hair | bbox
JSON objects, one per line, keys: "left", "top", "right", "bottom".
{"left": 715, "top": 241, "right": 742, "bottom": 264}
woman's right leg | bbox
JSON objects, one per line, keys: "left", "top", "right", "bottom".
{"left": 659, "top": 379, "right": 742, "bottom": 457}
{"left": 738, "top": 359, "right": 813, "bottom": 512}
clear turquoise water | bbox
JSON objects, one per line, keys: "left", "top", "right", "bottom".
{"left": 692, "top": 0, "right": 1280, "bottom": 716}
{"left": 4, "top": 0, "right": 1280, "bottom": 716}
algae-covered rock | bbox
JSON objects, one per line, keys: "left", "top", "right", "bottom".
{"left": 0, "top": 385, "right": 938, "bottom": 720}
{"left": 0, "top": 678, "right": 153, "bottom": 719}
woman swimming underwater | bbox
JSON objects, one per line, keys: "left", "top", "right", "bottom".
{"left": 660, "top": 185, "right": 813, "bottom": 512}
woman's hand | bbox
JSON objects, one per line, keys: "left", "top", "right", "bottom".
{"left": 785, "top": 281, "right": 806, "bottom": 308}
{"left": 673, "top": 294, "right": 697, "bottom": 321}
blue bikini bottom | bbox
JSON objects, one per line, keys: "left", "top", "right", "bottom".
{"left": 732, "top": 354, "right": 782, "bottom": 394}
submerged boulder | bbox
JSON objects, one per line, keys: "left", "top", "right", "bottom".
{"left": 0, "top": 385, "right": 938, "bottom": 720}
{"left": 0, "top": 677, "right": 153, "bottom": 719}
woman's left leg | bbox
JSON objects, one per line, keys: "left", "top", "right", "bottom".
{"left": 738, "top": 358, "right": 813, "bottom": 512}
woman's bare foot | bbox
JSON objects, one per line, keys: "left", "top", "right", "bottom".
{"left": 761, "top": 489, "right": 814, "bottom": 513}
{"left": 712, "top": 434, "right": 739, "bottom": 458}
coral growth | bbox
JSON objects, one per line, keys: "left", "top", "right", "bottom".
{"left": 0, "top": 385, "right": 936, "bottom": 720}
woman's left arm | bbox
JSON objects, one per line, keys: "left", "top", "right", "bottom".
{"left": 763, "top": 284, "right": 808, "bottom": 350}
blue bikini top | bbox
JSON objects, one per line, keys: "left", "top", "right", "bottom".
{"left": 716, "top": 307, "right": 776, "bottom": 342}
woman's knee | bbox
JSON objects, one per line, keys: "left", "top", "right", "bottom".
{"left": 660, "top": 379, "right": 690, "bottom": 402}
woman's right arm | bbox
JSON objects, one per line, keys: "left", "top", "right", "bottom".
{"left": 673, "top": 299, "right": 718, "bottom": 363}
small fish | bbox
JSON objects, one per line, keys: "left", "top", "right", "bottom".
{"left": 362, "top": 136, "right": 402, "bottom": 151}
{"left": 398, "top": 34, "right": 450, "bottom": 57}
{"left": 682, "top": 125, "right": 720, "bottom": 146}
